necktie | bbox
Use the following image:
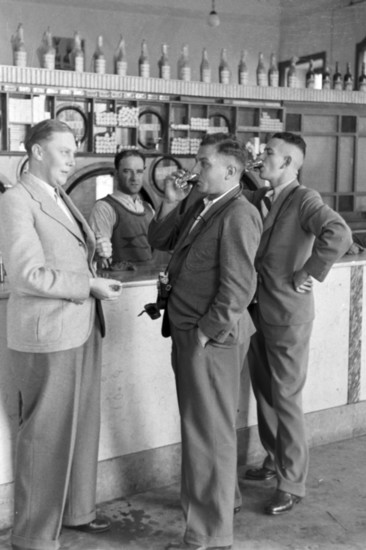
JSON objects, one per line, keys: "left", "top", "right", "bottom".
{"left": 54, "top": 188, "right": 75, "bottom": 224}
{"left": 261, "top": 188, "right": 274, "bottom": 218}
{"left": 189, "top": 199, "right": 208, "bottom": 233}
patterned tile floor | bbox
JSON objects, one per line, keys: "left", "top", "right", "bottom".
{"left": 1, "top": 435, "right": 366, "bottom": 550}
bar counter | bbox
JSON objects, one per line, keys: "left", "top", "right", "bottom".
{"left": 1, "top": 252, "right": 366, "bottom": 529}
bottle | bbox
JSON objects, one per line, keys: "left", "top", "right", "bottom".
{"left": 11, "top": 23, "right": 27, "bottom": 67}
{"left": 268, "top": 53, "right": 279, "bottom": 87}
{"left": 219, "top": 48, "right": 230, "bottom": 84}
{"left": 358, "top": 61, "right": 366, "bottom": 92}
{"left": 287, "top": 56, "right": 298, "bottom": 88}
{"left": 178, "top": 44, "right": 191, "bottom": 81}
{"left": 41, "top": 27, "right": 55, "bottom": 70}
{"left": 71, "top": 31, "right": 84, "bottom": 73}
{"left": 114, "top": 35, "right": 127, "bottom": 76}
{"left": 158, "top": 43, "right": 170, "bottom": 80}
{"left": 306, "top": 59, "right": 315, "bottom": 89}
{"left": 200, "top": 48, "right": 211, "bottom": 83}
{"left": 344, "top": 62, "right": 353, "bottom": 91}
{"left": 93, "top": 35, "right": 106, "bottom": 74}
{"left": 333, "top": 61, "right": 343, "bottom": 91}
{"left": 322, "top": 65, "right": 331, "bottom": 90}
{"left": 238, "top": 50, "right": 249, "bottom": 85}
{"left": 0, "top": 253, "right": 5, "bottom": 284}
{"left": 256, "top": 52, "right": 267, "bottom": 86}
{"left": 138, "top": 39, "right": 150, "bottom": 78}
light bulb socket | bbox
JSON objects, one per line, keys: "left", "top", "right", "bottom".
{"left": 208, "top": 10, "right": 220, "bottom": 27}
{"left": 207, "top": 0, "right": 220, "bottom": 27}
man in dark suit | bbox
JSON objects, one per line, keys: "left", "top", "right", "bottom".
{"left": 148, "top": 133, "right": 262, "bottom": 550}
{"left": 0, "top": 119, "right": 123, "bottom": 550}
{"left": 243, "top": 132, "right": 352, "bottom": 515}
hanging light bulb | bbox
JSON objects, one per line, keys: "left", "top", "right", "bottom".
{"left": 207, "top": 0, "right": 220, "bottom": 27}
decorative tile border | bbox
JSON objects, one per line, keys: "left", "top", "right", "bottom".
{"left": 348, "top": 265, "right": 363, "bottom": 403}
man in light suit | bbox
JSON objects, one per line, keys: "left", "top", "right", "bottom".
{"left": 0, "top": 119, "right": 123, "bottom": 550}
{"left": 243, "top": 132, "right": 352, "bottom": 514}
{"left": 148, "top": 133, "right": 262, "bottom": 550}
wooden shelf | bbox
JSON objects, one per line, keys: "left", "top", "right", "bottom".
{"left": 1, "top": 65, "right": 366, "bottom": 105}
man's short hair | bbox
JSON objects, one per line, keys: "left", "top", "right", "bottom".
{"left": 272, "top": 132, "right": 307, "bottom": 158}
{"left": 200, "top": 132, "right": 248, "bottom": 168}
{"left": 24, "top": 119, "right": 74, "bottom": 156}
{"left": 114, "top": 149, "right": 146, "bottom": 171}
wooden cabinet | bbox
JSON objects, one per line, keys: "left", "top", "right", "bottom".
{"left": 0, "top": 88, "right": 284, "bottom": 159}
{"left": 284, "top": 102, "right": 366, "bottom": 226}
{"left": 1, "top": 81, "right": 366, "bottom": 226}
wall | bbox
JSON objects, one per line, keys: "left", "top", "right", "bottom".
{"left": 2, "top": 0, "right": 365, "bottom": 87}
{"left": 0, "top": 0, "right": 281, "bottom": 86}
{"left": 279, "top": 0, "right": 366, "bottom": 77}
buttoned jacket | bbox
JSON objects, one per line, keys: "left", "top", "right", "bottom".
{"left": 0, "top": 172, "right": 98, "bottom": 352}
{"left": 254, "top": 180, "right": 353, "bottom": 325}
{"left": 148, "top": 186, "right": 262, "bottom": 345}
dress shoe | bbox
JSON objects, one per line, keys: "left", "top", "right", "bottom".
{"left": 66, "top": 517, "right": 111, "bottom": 534}
{"left": 244, "top": 466, "right": 276, "bottom": 481}
{"left": 264, "top": 489, "right": 302, "bottom": 515}
{"left": 165, "top": 542, "right": 231, "bottom": 549}
{"left": 13, "top": 547, "right": 69, "bottom": 550}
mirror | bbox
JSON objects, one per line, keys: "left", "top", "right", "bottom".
{"left": 56, "top": 105, "right": 88, "bottom": 145}
{"left": 355, "top": 36, "right": 366, "bottom": 84}
{"left": 208, "top": 113, "right": 230, "bottom": 134}
{"left": 151, "top": 155, "right": 182, "bottom": 195}
{"left": 138, "top": 110, "right": 164, "bottom": 150}
{"left": 279, "top": 52, "right": 326, "bottom": 87}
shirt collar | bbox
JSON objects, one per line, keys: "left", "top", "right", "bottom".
{"left": 203, "top": 183, "right": 240, "bottom": 207}
{"left": 114, "top": 189, "right": 143, "bottom": 205}
{"left": 25, "top": 172, "right": 58, "bottom": 200}
{"left": 273, "top": 178, "right": 296, "bottom": 199}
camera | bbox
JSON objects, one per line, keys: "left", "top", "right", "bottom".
{"left": 138, "top": 271, "right": 171, "bottom": 320}
{"left": 139, "top": 302, "right": 161, "bottom": 320}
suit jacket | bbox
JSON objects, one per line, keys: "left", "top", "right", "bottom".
{"left": 0, "top": 172, "right": 100, "bottom": 353}
{"left": 148, "top": 186, "right": 263, "bottom": 345}
{"left": 254, "top": 180, "right": 353, "bottom": 326}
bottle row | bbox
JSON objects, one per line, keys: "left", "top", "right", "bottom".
{"left": 10, "top": 22, "right": 365, "bottom": 92}
{"left": 11, "top": 24, "right": 279, "bottom": 85}
{"left": 301, "top": 59, "right": 366, "bottom": 92}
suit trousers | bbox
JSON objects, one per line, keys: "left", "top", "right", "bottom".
{"left": 248, "top": 305, "right": 312, "bottom": 497}
{"left": 10, "top": 322, "right": 102, "bottom": 550}
{"left": 170, "top": 324, "right": 248, "bottom": 548}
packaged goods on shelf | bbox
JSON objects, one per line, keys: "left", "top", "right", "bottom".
{"left": 117, "top": 106, "right": 139, "bottom": 127}
{"left": 190, "top": 117, "right": 209, "bottom": 130}
{"left": 9, "top": 126, "right": 27, "bottom": 151}
{"left": 117, "top": 143, "right": 138, "bottom": 152}
{"left": 94, "top": 131, "right": 116, "bottom": 154}
{"left": 94, "top": 111, "right": 117, "bottom": 126}
{"left": 170, "top": 123, "right": 190, "bottom": 130}
{"left": 207, "top": 126, "right": 229, "bottom": 134}
{"left": 259, "top": 111, "right": 283, "bottom": 131}
{"left": 190, "top": 138, "right": 201, "bottom": 155}
{"left": 170, "top": 137, "right": 190, "bottom": 155}
{"left": 139, "top": 122, "right": 161, "bottom": 132}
